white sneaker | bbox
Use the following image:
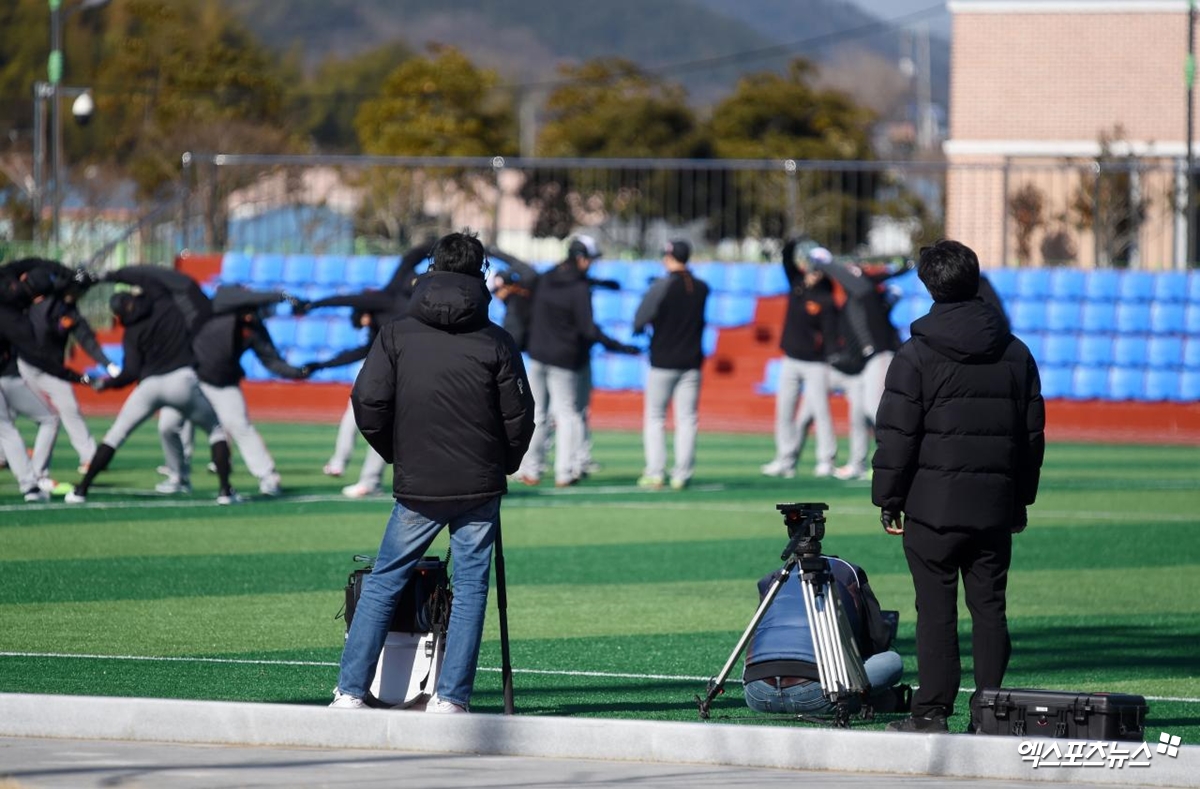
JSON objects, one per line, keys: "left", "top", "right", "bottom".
{"left": 342, "top": 483, "right": 379, "bottom": 499}
{"left": 760, "top": 460, "right": 796, "bottom": 479}
{"left": 329, "top": 689, "right": 367, "bottom": 709}
{"left": 24, "top": 488, "right": 50, "bottom": 503}
{"left": 669, "top": 476, "right": 689, "bottom": 491}
{"left": 814, "top": 464, "right": 834, "bottom": 478}
{"left": 64, "top": 488, "right": 87, "bottom": 504}
{"left": 36, "top": 476, "right": 57, "bottom": 493}
{"left": 259, "top": 473, "right": 282, "bottom": 496}
{"left": 155, "top": 465, "right": 171, "bottom": 478}
{"left": 322, "top": 463, "right": 344, "bottom": 477}
{"left": 426, "top": 696, "right": 468, "bottom": 714}
{"left": 216, "top": 490, "right": 244, "bottom": 506}
{"left": 155, "top": 478, "right": 192, "bottom": 494}
{"left": 833, "top": 465, "right": 869, "bottom": 481}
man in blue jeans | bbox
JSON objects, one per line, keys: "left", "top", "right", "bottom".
{"left": 330, "top": 231, "right": 535, "bottom": 713}
{"left": 742, "top": 556, "right": 907, "bottom": 717}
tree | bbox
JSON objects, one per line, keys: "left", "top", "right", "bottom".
{"left": 352, "top": 45, "right": 515, "bottom": 244}
{"left": 708, "top": 59, "right": 876, "bottom": 249}
{"left": 1008, "top": 182, "right": 1046, "bottom": 266}
{"left": 1069, "top": 127, "right": 1150, "bottom": 268}
{"left": 525, "top": 59, "right": 710, "bottom": 245}
{"left": 290, "top": 43, "right": 414, "bottom": 154}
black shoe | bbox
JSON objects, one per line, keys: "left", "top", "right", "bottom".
{"left": 886, "top": 713, "right": 949, "bottom": 733}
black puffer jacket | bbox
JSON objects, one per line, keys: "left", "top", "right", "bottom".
{"left": 871, "top": 298, "right": 1045, "bottom": 531}
{"left": 351, "top": 271, "right": 535, "bottom": 502}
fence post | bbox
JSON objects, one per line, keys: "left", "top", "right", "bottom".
{"left": 1001, "top": 157, "right": 1010, "bottom": 268}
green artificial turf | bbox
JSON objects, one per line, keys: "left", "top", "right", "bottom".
{"left": 1, "top": 419, "right": 1197, "bottom": 743}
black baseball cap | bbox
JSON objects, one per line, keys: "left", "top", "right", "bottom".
{"left": 664, "top": 239, "right": 691, "bottom": 264}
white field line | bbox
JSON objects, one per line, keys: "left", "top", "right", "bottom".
{"left": 2, "top": 492, "right": 1197, "bottom": 524}
{"left": 0, "top": 650, "right": 1197, "bottom": 704}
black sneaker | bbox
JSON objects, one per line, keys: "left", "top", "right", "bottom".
{"left": 886, "top": 713, "right": 949, "bottom": 733}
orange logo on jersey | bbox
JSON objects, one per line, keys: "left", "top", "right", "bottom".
{"left": 805, "top": 301, "right": 822, "bottom": 316}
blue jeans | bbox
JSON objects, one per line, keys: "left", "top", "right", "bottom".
{"left": 744, "top": 651, "right": 904, "bottom": 715}
{"left": 337, "top": 496, "right": 500, "bottom": 709}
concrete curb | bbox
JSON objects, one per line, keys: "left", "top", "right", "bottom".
{"left": 0, "top": 693, "right": 1195, "bottom": 787}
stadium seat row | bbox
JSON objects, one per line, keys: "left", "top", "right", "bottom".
{"left": 1040, "top": 365, "right": 1200, "bottom": 402}
{"left": 1021, "top": 333, "right": 1200, "bottom": 369}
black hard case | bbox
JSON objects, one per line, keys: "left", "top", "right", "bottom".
{"left": 970, "top": 688, "right": 1148, "bottom": 741}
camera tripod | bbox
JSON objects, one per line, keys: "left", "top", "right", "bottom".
{"left": 696, "top": 503, "right": 870, "bottom": 728}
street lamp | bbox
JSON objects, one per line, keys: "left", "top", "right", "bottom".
{"left": 41, "top": 0, "right": 111, "bottom": 249}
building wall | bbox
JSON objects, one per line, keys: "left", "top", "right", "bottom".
{"left": 945, "top": 1, "right": 1196, "bottom": 268}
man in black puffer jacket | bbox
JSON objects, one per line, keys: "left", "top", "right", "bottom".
{"left": 331, "top": 231, "right": 534, "bottom": 714}
{"left": 872, "top": 239, "right": 1045, "bottom": 734}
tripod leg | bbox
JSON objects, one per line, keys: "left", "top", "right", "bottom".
{"left": 697, "top": 559, "right": 798, "bottom": 719}
{"left": 494, "top": 524, "right": 514, "bottom": 715}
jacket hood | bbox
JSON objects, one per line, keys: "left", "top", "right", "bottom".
{"left": 408, "top": 271, "right": 491, "bottom": 331}
{"left": 911, "top": 298, "right": 1011, "bottom": 363}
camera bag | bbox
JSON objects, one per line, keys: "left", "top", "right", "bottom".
{"left": 970, "top": 688, "right": 1148, "bottom": 741}
{"left": 341, "top": 555, "right": 452, "bottom": 708}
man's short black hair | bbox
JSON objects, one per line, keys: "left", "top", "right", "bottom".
{"left": 430, "top": 231, "right": 486, "bottom": 278}
{"left": 917, "top": 239, "right": 980, "bottom": 303}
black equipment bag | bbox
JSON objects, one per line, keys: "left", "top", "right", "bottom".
{"left": 971, "top": 688, "right": 1148, "bottom": 741}
{"left": 342, "top": 555, "right": 451, "bottom": 635}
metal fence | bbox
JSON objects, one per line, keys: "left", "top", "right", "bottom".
{"left": 171, "top": 152, "right": 1197, "bottom": 270}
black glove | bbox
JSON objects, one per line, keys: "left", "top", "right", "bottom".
{"left": 881, "top": 509, "right": 904, "bottom": 534}
{"left": 616, "top": 343, "right": 641, "bottom": 355}
{"left": 89, "top": 375, "right": 111, "bottom": 392}
{"left": 590, "top": 278, "right": 621, "bottom": 291}
{"left": 1012, "top": 505, "right": 1028, "bottom": 534}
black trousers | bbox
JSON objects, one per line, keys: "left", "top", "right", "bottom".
{"left": 903, "top": 522, "right": 1013, "bottom": 719}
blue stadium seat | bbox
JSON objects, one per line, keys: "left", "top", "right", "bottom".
{"left": 1180, "top": 370, "right": 1200, "bottom": 400}
{"left": 1187, "top": 304, "right": 1200, "bottom": 334}
{"left": 1189, "top": 271, "right": 1200, "bottom": 303}
{"left": 1184, "top": 337, "right": 1200, "bottom": 370}
{"left": 1048, "top": 269, "right": 1086, "bottom": 300}
{"left": 1080, "top": 302, "right": 1116, "bottom": 333}
{"left": 312, "top": 255, "right": 346, "bottom": 287}
{"left": 1114, "top": 302, "right": 1152, "bottom": 334}
{"left": 688, "top": 262, "right": 720, "bottom": 290}
{"left": 707, "top": 294, "right": 757, "bottom": 327}
{"left": 280, "top": 255, "right": 316, "bottom": 287}
{"left": 1042, "top": 333, "right": 1079, "bottom": 366}
{"left": 1015, "top": 268, "right": 1052, "bottom": 300}
{"left": 1109, "top": 367, "right": 1146, "bottom": 401}
{"left": 1144, "top": 369, "right": 1181, "bottom": 401}
{"left": 588, "top": 260, "right": 620, "bottom": 283}
{"left": 294, "top": 317, "right": 332, "bottom": 350}
{"left": 1045, "top": 301, "right": 1081, "bottom": 332}
{"left": 1039, "top": 366, "right": 1073, "bottom": 399}
{"left": 1070, "top": 366, "right": 1108, "bottom": 400}
{"left": 375, "top": 256, "right": 401, "bottom": 285}
{"left": 241, "top": 352, "right": 270, "bottom": 382}
{"left": 627, "top": 261, "right": 660, "bottom": 292}
{"left": 1147, "top": 336, "right": 1184, "bottom": 369}
{"left": 328, "top": 320, "right": 366, "bottom": 351}
{"left": 592, "top": 290, "right": 623, "bottom": 323}
{"left": 249, "top": 254, "right": 286, "bottom": 287}
{"left": 1077, "top": 334, "right": 1114, "bottom": 366}
{"left": 603, "top": 356, "right": 644, "bottom": 390}
{"left": 1010, "top": 300, "right": 1048, "bottom": 333}
{"left": 220, "top": 252, "right": 253, "bottom": 284}
{"left": 725, "top": 264, "right": 760, "bottom": 294}
{"left": 756, "top": 263, "right": 790, "bottom": 296}
{"left": 983, "top": 269, "right": 1017, "bottom": 300}
{"left": 702, "top": 326, "right": 718, "bottom": 356}
{"left": 488, "top": 298, "right": 506, "bottom": 325}
{"left": 345, "top": 256, "right": 380, "bottom": 287}
{"left": 264, "top": 316, "right": 297, "bottom": 348}
{"left": 1083, "top": 270, "right": 1121, "bottom": 301}
{"left": 1117, "top": 271, "right": 1156, "bottom": 302}
{"left": 1150, "top": 302, "right": 1186, "bottom": 335}
{"left": 1019, "top": 332, "right": 1045, "bottom": 361}
{"left": 757, "top": 358, "right": 782, "bottom": 395}
{"left": 1152, "top": 272, "right": 1189, "bottom": 303}
{"left": 1112, "top": 335, "right": 1149, "bottom": 367}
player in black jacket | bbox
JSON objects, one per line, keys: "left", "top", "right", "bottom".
{"left": 872, "top": 239, "right": 1045, "bottom": 733}
{"left": 157, "top": 286, "right": 310, "bottom": 496}
{"left": 66, "top": 268, "right": 237, "bottom": 504}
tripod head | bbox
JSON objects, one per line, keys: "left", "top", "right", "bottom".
{"left": 777, "top": 502, "right": 828, "bottom": 562}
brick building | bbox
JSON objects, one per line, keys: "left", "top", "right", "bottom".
{"left": 945, "top": 0, "right": 1197, "bottom": 269}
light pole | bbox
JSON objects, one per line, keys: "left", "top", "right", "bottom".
{"left": 44, "top": 0, "right": 110, "bottom": 249}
